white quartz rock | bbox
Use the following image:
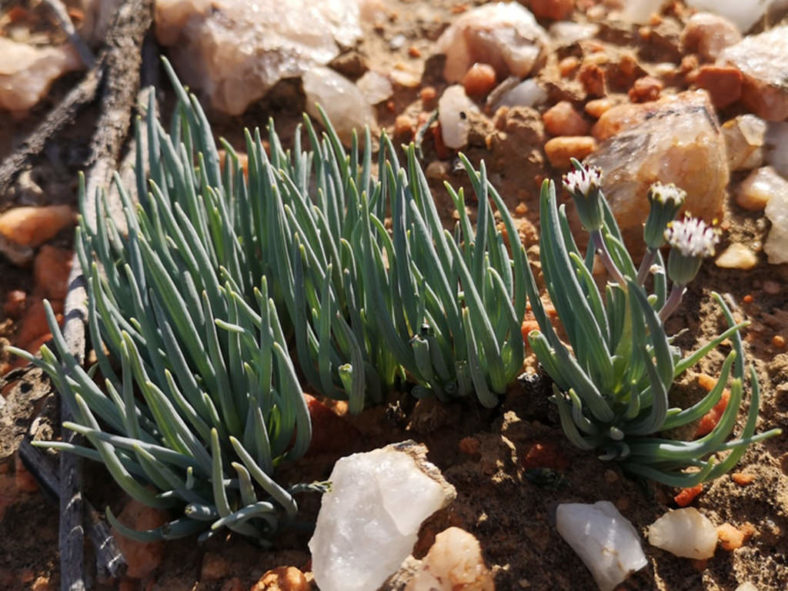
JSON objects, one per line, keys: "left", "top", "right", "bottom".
{"left": 437, "top": 2, "right": 547, "bottom": 83}
{"left": 766, "top": 122, "right": 788, "bottom": 179}
{"left": 0, "top": 39, "right": 82, "bottom": 112}
{"left": 309, "top": 441, "right": 456, "bottom": 591}
{"left": 647, "top": 508, "right": 718, "bottom": 559}
{"left": 492, "top": 79, "right": 547, "bottom": 110}
{"left": 720, "top": 25, "right": 788, "bottom": 121}
{"left": 620, "top": 0, "right": 665, "bottom": 23}
{"left": 154, "top": 0, "right": 362, "bottom": 115}
{"left": 303, "top": 66, "right": 376, "bottom": 144}
{"left": 438, "top": 85, "right": 479, "bottom": 150}
{"left": 556, "top": 501, "right": 647, "bottom": 591}
{"left": 764, "top": 180, "right": 788, "bottom": 265}
{"left": 356, "top": 70, "right": 393, "bottom": 105}
{"left": 685, "top": 0, "right": 788, "bottom": 32}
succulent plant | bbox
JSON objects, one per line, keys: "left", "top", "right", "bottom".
{"left": 11, "top": 59, "right": 532, "bottom": 542}
{"left": 523, "top": 160, "right": 781, "bottom": 486}
{"left": 372, "top": 146, "right": 528, "bottom": 406}
{"left": 12, "top": 63, "right": 315, "bottom": 543}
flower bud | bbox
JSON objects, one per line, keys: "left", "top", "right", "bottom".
{"left": 643, "top": 182, "right": 686, "bottom": 249}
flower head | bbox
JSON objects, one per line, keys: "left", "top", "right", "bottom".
{"left": 562, "top": 161, "right": 604, "bottom": 231}
{"left": 664, "top": 216, "right": 719, "bottom": 258}
{"left": 562, "top": 165, "right": 603, "bottom": 199}
{"left": 665, "top": 216, "right": 720, "bottom": 285}
{"left": 647, "top": 182, "right": 686, "bottom": 207}
{"left": 643, "top": 182, "right": 687, "bottom": 249}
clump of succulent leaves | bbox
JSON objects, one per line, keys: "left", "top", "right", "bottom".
{"left": 522, "top": 160, "right": 781, "bottom": 486}
{"left": 11, "top": 61, "right": 527, "bottom": 541}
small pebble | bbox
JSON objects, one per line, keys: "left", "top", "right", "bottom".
{"left": 628, "top": 76, "right": 663, "bottom": 103}
{"left": 773, "top": 335, "right": 786, "bottom": 349}
{"left": 251, "top": 566, "right": 309, "bottom": 591}
{"left": 112, "top": 499, "right": 168, "bottom": 579}
{"left": 681, "top": 12, "right": 741, "bottom": 62}
{"left": 544, "top": 136, "right": 597, "bottom": 169}
{"left": 394, "top": 114, "right": 415, "bottom": 138}
{"left": 0, "top": 205, "right": 75, "bottom": 247}
{"left": 578, "top": 62, "right": 605, "bottom": 97}
{"left": 529, "top": 0, "right": 574, "bottom": 20}
{"left": 731, "top": 472, "right": 755, "bottom": 486}
{"left": 200, "top": 553, "right": 229, "bottom": 580}
{"left": 462, "top": 63, "right": 497, "bottom": 96}
{"left": 715, "top": 243, "right": 758, "bottom": 270}
{"left": 717, "top": 523, "right": 745, "bottom": 551}
{"left": 458, "top": 436, "right": 480, "bottom": 456}
{"left": 584, "top": 97, "right": 615, "bottom": 118}
{"left": 420, "top": 86, "right": 437, "bottom": 103}
{"left": 763, "top": 280, "right": 780, "bottom": 294}
{"left": 542, "top": 101, "right": 590, "bottom": 137}
{"left": 558, "top": 56, "right": 580, "bottom": 77}
{"left": 3, "top": 290, "right": 26, "bottom": 319}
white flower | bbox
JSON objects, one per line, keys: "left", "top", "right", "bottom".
{"left": 562, "top": 166, "right": 602, "bottom": 198}
{"left": 664, "top": 217, "right": 719, "bottom": 258}
{"left": 647, "top": 182, "right": 686, "bottom": 207}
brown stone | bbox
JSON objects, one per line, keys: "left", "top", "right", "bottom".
{"left": 528, "top": 0, "right": 574, "bottom": 20}
{"left": 251, "top": 566, "right": 309, "bottom": 591}
{"left": 0, "top": 205, "right": 75, "bottom": 248}
{"left": 578, "top": 62, "right": 605, "bottom": 97}
{"left": 461, "top": 63, "right": 497, "bottom": 96}
{"left": 542, "top": 101, "right": 590, "bottom": 137}
{"left": 695, "top": 65, "right": 742, "bottom": 110}
{"left": 112, "top": 499, "right": 168, "bottom": 579}
{"left": 544, "top": 136, "right": 597, "bottom": 169}
{"left": 680, "top": 12, "right": 741, "bottom": 62}
{"left": 628, "top": 75, "right": 663, "bottom": 103}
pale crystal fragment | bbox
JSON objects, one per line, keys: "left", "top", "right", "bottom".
{"left": 685, "top": 0, "right": 786, "bottom": 32}
{"left": 556, "top": 501, "right": 647, "bottom": 591}
{"left": 765, "top": 122, "right": 788, "bottom": 179}
{"left": 586, "top": 91, "right": 727, "bottom": 251}
{"left": 715, "top": 243, "right": 758, "bottom": 270}
{"left": 720, "top": 25, "right": 788, "bottom": 121}
{"left": 356, "top": 70, "right": 393, "bottom": 105}
{"left": 309, "top": 442, "right": 456, "bottom": 591}
{"left": 437, "top": 2, "right": 547, "bottom": 82}
{"left": 680, "top": 12, "right": 741, "bottom": 61}
{"left": 723, "top": 115, "right": 767, "bottom": 172}
{"left": 154, "top": 0, "right": 362, "bottom": 115}
{"left": 647, "top": 508, "right": 718, "bottom": 559}
{"left": 404, "top": 528, "right": 494, "bottom": 591}
{"left": 736, "top": 166, "right": 787, "bottom": 211}
{"left": 620, "top": 0, "right": 665, "bottom": 24}
{"left": 438, "top": 85, "right": 479, "bottom": 150}
{"left": 0, "top": 39, "right": 82, "bottom": 112}
{"left": 493, "top": 79, "right": 548, "bottom": 110}
{"left": 764, "top": 181, "right": 788, "bottom": 265}
{"left": 303, "top": 66, "right": 376, "bottom": 144}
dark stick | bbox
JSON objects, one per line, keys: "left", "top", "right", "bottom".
{"left": 0, "top": 66, "right": 101, "bottom": 196}
{"left": 17, "top": 439, "right": 127, "bottom": 579}
{"left": 57, "top": 1, "right": 154, "bottom": 589}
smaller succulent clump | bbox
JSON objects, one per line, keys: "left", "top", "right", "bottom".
{"left": 523, "top": 159, "right": 781, "bottom": 486}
